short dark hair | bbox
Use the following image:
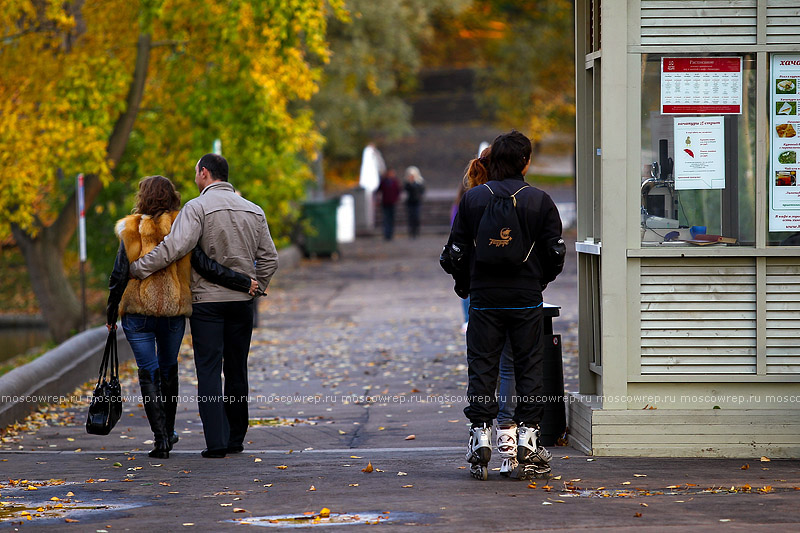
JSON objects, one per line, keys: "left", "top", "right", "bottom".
{"left": 134, "top": 175, "right": 181, "bottom": 216}
{"left": 198, "top": 153, "right": 229, "bottom": 182}
{"left": 488, "top": 130, "right": 532, "bottom": 180}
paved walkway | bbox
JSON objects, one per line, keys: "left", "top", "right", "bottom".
{"left": 1, "top": 233, "right": 798, "bottom": 531}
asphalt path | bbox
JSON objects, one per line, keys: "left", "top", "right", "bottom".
{"left": 1, "top": 232, "right": 798, "bottom": 531}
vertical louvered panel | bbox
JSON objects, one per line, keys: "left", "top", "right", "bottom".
{"left": 767, "top": 0, "right": 800, "bottom": 44}
{"left": 641, "top": 0, "right": 757, "bottom": 46}
{"left": 765, "top": 259, "right": 800, "bottom": 374}
{"left": 641, "top": 258, "right": 756, "bottom": 374}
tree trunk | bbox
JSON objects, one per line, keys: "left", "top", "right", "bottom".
{"left": 11, "top": 225, "right": 82, "bottom": 342}
{"left": 9, "top": 33, "right": 153, "bottom": 343}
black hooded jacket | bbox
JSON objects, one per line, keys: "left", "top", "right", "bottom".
{"left": 447, "top": 174, "right": 563, "bottom": 293}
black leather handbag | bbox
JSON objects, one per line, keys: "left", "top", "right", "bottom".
{"left": 86, "top": 328, "right": 123, "bottom": 435}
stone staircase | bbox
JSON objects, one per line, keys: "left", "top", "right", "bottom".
{"left": 371, "top": 67, "right": 575, "bottom": 235}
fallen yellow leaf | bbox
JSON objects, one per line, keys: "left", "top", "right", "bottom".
{"left": 276, "top": 465, "right": 288, "bottom": 470}
{"left": 362, "top": 462, "right": 374, "bottom": 473}
{"left": 319, "top": 508, "right": 330, "bottom": 518}
{"left": 233, "top": 508, "right": 247, "bottom": 513}
{"left": 761, "top": 456, "right": 771, "bottom": 462}
{"left": 308, "top": 485, "right": 316, "bottom": 491}
{"left": 254, "top": 458, "right": 262, "bottom": 463}
{"left": 404, "top": 435, "right": 415, "bottom": 440}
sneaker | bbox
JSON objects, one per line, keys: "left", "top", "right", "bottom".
{"left": 461, "top": 322, "right": 468, "bottom": 334}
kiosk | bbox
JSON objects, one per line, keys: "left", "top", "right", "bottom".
{"left": 572, "top": 0, "right": 800, "bottom": 457}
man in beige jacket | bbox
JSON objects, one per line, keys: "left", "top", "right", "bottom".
{"left": 130, "top": 153, "right": 278, "bottom": 458}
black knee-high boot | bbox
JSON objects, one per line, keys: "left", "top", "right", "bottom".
{"left": 159, "top": 365, "right": 180, "bottom": 449}
{"left": 138, "top": 368, "right": 170, "bottom": 459}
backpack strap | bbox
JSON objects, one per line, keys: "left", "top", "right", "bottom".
{"left": 509, "top": 185, "right": 530, "bottom": 207}
{"left": 483, "top": 183, "right": 530, "bottom": 206}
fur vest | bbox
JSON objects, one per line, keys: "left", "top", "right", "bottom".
{"left": 116, "top": 211, "right": 192, "bottom": 317}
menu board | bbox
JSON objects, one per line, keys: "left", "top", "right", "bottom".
{"left": 769, "top": 54, "right": 800, "bottom": 232}
{"left": 661, "top": 57, "right": 742, "bottom": 115}
{"left": 674, "top": 117, "right": 725, "bottom": 190}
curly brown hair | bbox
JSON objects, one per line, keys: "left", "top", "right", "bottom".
{"left": 134, "top": 175, "right": 181, "bottom": 216}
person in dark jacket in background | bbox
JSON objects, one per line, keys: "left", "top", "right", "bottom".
{"left": 377, "top": 169, "right": 401, "bottom": 240}
{"left": 442, "top": 130, "right": 565, "bottom": 481}
{"left": 403, "top": 166, "right": 425, "bottom": 238}
{"left": 106, "top": 175, "right": 258, "bottom": 459}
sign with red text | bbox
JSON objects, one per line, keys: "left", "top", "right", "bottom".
{"left": 661, "top": 57, "right": 742, "bottom": 115}
{"left": 674, "top": 117, "right": 725, "bottom": 190}
{"left": 770, "top": 54, "right": 800, "bottom": 231}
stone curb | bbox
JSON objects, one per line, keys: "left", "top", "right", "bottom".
{"left": 0, "top": 244, "right": 302, "bottom": 429}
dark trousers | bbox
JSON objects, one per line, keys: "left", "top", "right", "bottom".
{"left": 407, "top": 203, "right": 421, "bottom": 238}
{"left": 464, "top": 299, "right": 544, "bottom": 426}
{"left": 382, "top": 204, "right": 396, "bottom": 240}
{"left": 190, "top": 300, "right": 254, "bottom": 451}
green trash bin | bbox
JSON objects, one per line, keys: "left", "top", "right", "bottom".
{"left": 301, "top": 198, "right": 339, "bottom": 257}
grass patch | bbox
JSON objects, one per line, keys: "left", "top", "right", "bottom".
{"left": 0, "top": 341, "right": 57, "bottom": 377}
{"left": 527, "top": 174, "right": 575, "bottom": 187}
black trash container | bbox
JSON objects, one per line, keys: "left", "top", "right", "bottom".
{"left": 539, "top": 304, "right": 567, "bottom": 447}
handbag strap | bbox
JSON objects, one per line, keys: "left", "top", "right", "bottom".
{"left": 96, "top": 329, "right": 116, "bottom": 385}
{"left": 109, "top": 328, "right": 119, "bottom": 380}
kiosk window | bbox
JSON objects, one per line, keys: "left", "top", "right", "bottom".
{"left": 640, "top": 54, "right": 756, "bottom": 246}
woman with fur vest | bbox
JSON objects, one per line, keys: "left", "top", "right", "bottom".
{"left": 106, "top": 175, "right": 254, "bottom": 459}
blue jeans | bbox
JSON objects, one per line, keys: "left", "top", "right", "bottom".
{"left": 122, "top": 314, "right": 186, "bottom": 379}
{"left": 461, "top": 295, "right": 470, "bottom": 324}
{"left": 496, "top": 336, "right": 515, "bottom": 425}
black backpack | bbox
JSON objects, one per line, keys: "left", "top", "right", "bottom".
{"left": 474, "top": 183, "right": 534, "bottom": 266}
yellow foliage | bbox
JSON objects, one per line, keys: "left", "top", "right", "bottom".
{"left": 1, "top": 0, "right": 348, "bottom": 243}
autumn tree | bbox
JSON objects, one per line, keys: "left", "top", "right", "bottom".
{"left": 425, "top": 0, "right": 575, "bottom": 143}
{"left": 0, "top": 0, "right": 344, "bottom": 341}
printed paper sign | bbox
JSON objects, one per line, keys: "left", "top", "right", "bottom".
{"left": 661, "top": 57, "right": 742, "bottom": 115}
{"left": 673, "top": 117, "right": 725, "bottom": 190}
{"left": 770, "top": 54, "right": 800, "bottom": 231}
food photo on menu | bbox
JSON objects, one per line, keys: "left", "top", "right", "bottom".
{"left": 776, "top": 123, "right": 797, "bottom": 138}
{"left": 777, "top": 78, "right": 796, "bottom": 94}
{"left": 779, "top": 150, "right": 796, "bottom": 164}
{"left": 777, "top": 101, "right": 797, "bottom": 115}
{"left": 775, "top": 171, "right": 796, "bottom": 187}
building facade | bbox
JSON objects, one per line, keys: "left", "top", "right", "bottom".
{"left": 572, "top": 0, "right": 800, "bottom": 456}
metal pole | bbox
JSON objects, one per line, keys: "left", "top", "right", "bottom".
{"left": 77, "top": 173, "right": 87, "bottom": 331}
